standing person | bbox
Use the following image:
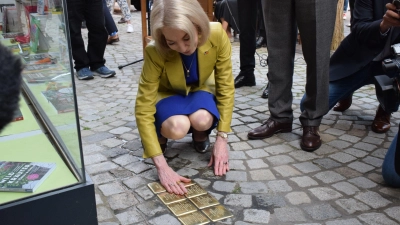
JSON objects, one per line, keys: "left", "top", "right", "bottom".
{"left": 343, "top": 0, "right": 349, "bottom": 19}
{"left": 106, "top": 0, "right": 134, "bottom": 33}
{"left": 248, "top": 0, "right": 337, "bottom": 152}
{"left": 103, "top": 0, "right": 119, "bottom": 44}
{"left": 135, "top": 0, "right": 234, "bottom": 195}
{"left": 66, "top": 0, "right": 116, "bottom": 80}
{"left": 233, "top": 0, "right": 257, "bottom": 88}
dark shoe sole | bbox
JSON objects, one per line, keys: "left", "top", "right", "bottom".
{"left": 92, "top": 71, "right": 116, "bottom": 78}
{"left": 107, "top": 38, "right": 120, "bottom": 44}
{"left": 247, "top": 127, "right": 292, "bottom": 140}
{"left": 235, "top": 82, "right": 256, "bottom": 88}
{"left": 300, "top": 141, "right": 321, "bottom": 152}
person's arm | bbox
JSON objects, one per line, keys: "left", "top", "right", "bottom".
{"left": 207, "top": 23, "right": 234, "bottom": 176}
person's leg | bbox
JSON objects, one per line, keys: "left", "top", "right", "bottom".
{"left": 117, "top": 0, "right": 134, "bottom": 32}
{"left": 160, "top": 115, "right": 191, "bottom": 140}
{"left": 263, "top": 0, "right": 296, "bottom": 123}
{"left": 66, "top": 0, "right": 89, "bottom": 71}
{"left": 189, "top": 109, "right": 214, "bottom": 141}
{"left": 382, "top": 132, "right": 400, "bottom": 187}
{"left": 296, "top": 0, "right": 336, "bottom": 127}
{"left": 103, "top": 0, "right": 118, "bottom": 35}
{"left": 84, "top": 0, "right": 108, "bottom": 71}
{"left": 235, "top": 0, "right": 257, "bottom": 88}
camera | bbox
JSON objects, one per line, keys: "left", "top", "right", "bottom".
{"left": 374, "top": 43, "right": 400, "bottom": 113}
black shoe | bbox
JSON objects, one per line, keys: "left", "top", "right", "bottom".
{"left": 234, "top": 73, "right": 256, "bottom": 88}
{"left": 256, "top": 36, "right": 266, "bottom": 49}
{"left": 192, "top": 135, "right": 210, "bottom": 153}
{"left": 261, "top": 83, "right": 269, "bottom": 98}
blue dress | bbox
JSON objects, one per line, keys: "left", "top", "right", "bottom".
{"left": 154, "top": 50, "right": 220, "bottom": 136}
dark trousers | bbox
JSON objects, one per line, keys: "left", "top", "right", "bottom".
{"left": 103, "top": 0, "right": 118, "bottom": 35}
{"left": 66, "top": 0, "right": 107, "bottom": 71}
{"left": 237, "top": 0, "right": 258, "bottom": 75}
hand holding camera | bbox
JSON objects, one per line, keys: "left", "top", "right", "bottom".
{"left": 380, "top": 1, "right": 400, "bottom": 32}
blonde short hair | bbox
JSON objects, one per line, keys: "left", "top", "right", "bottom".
{"left": 150, "top": 0, "right": 210, "bottom": 58}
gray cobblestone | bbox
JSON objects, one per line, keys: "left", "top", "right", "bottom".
{"left": 245, "top": 149, "right": 269, "bottom": 158}
{"left": 358, "top": 213, "right": 398, "bottom": 225}
{"left": 304, "top": 204, "right": 341, "bottom": 220}
{"left": 250, "top": 169, "right": 276, "bottom": 181}
{"left": 314, "top": 171, "right": 346, "bottom": 184}
{"left": 224, "top": 194, "right": 252, "bottom": 207}
{"left": 285, "top": 192, "right": 311, "bottom": 205}
{"left": 325, "top": 219, "right": 362, "bottom": 225}
{"left": 335, "top": 198, "right": 371, "bottom": 214}
{"left": 354, "top": 191, "right": 392, "bottom": 209}
{"left": 107, "top": 192, "right": 139, "bottom": 210}
{"left": 292, "top": 162, "right": 321, "bottom": 173}
{"left": 290, "top": 176, "right": 319, "bottom": 187}
{"left": 239, "top": 182, "right": 269, "bottom": 194}
{"left": 332, "top": 182, "right": 360, "bottom": 195}
{"left": 243, "top": 209, "right": 270, "bottom": 224}
{"left": 98, "top": 182, "right": 125, "bottom": 196}
{"left": 275, "top": 207, "right": 307, "bottom": 222}
{"left": 116, "top": 209, "right": 145, "bottom": 225}
{"left": 212, "top": 181, "right": 236, "bottom": 192}
{"left": 348, "top": 161, "right": 375, "bottom": 173}
{"left": 309, "top": 187, "right": 343, "bottom": 201}
{"left": 348, "top": 177, "right": 377, "bottom": 189}
{"left": 267, "top": 180, "right": 292, "bottom": 192}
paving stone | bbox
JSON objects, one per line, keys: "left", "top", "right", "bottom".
{"left": 288, "top": 151, "right": 320, "bottom": 162}
{"left": 86, "top": 161, "right": 120, "bottom": 174}
{"left": 231, "top": 142, "right": 253, "bottom": 151}
{"left": 226, "top": 171, "right": 248, "bottom": 181}
{"left": 229, "top": 160, "right": 247, "bottom": 170}
{"left": 334, "top": 167, "right": 362, "bottom": 178}
{"left": 274, "top": 207, "right": 307, "bottom": 222}
{"left": 193, "top": 178, "right": 211, "bottom": 188}
{"left": 347, "top": 161, "right": 375, "bottom": 173}
{"left": 384, "top": 207, "right": 400, "bottom": 223}
{"left": 245, "top": 149, "right": 270, "bottom": 158}
{"left": 290, "top": 176, "right": 319, "bottom": 187}
{"left": 97, "top": 206, "right": 114, "bottom": 221}
{"left": 125, "top": 162, "right": 152, "bottom": 174}
{"left": 348, "top": 177, "right": 377, "bottom": 189}
{"left": 112, "top": 153, "right": 140, "bottom": 166}
{"left": 267, "top": 180, "right": 292, "bottom": 192}
{"left": 136, "top": 200, "right": 168, "bottom": 217}
{"left": 285, "top": 192, "right": 311, "bottom": 205}
{"left": 313, "top": 158, "right": 341, "bottom": 169}
{"left": 325, "top": 219, "right": 362, "bottom": 225}
{"left": 224, "top": 194, "right": 252, "bottom": 207}
{"left": 353, "top": 142, "right": 377, "bottom": 152}
{"left": 84, "top": 132, "right": 115, "bottom": 144}
{"left": 176, "top": 167, "right": 199, "bottom": 177}
{"left": 98, "top": 182, "right": 125, "bottom": 196}
{"left": 229, "top": 151, "right": 248, "bottom": 159}
{"left": 335, "top": 198, "right": 371, "bottom": 214}
{"left": 95, "top": 194, "right": 103, "bottom": 205}
{"left": 362, "top": 156, "right": 384, "bottom": 167}
{"left": 255, "top": 194, "right": 287, "bottom": 208}
{"left": 358, "top": 213, "right": 398, "bottom": 225}
{"left": 328, "top": 152, "right": 357, "bottom": 163}
{"left": 109, "top": 126, "right": 132, "bottom": 135}
{"left": 266, "top": 155, "right": 295, "bottom": 166}
{"left": 92, "top": 172, "right": 115, "bottom": 185}
{"left": 239, "top": 182, "right": 269, "bottom": 194}
{"left": 122, "top": 176, "right": 148, "bottom": 189}
{"left": 101, "top": 138, "right": 124, "bottom": 148}
{"left": 246, "top": 159, "right": 269, "bottom": 169}
{"left": 313, "top": 171, "right": 346, "bottom": 184}
{"left": 292, "top": 162, "right": 321, "bottom": 173}
{"left": 344, "top": 148, "right": 369, "bottom": 158}
{"left": 309, "top": 187, "right": 343, "bottom": 201}
{"left": 107, "top": 192, "right": 139, "bottom": 210}
{"left": 250, "top": 169, "right": 276, "bottom": 181}
{"left": 327, "top": 140, "right": 352, "bottom": 149}
{"left": 303, "top": 204, "right": 341, "bottom": 220}
{"left": 331, "top": 181, "right": 360, "bottom": 195}
{"left": 134, "top": 185, "right": 155, "bottom": 200}
{"left": 101, "top": 147, "right": 129, "bottom": 158}
{"left": 212, "top": 181, "right": 237, "bottom": 193}
{"left": 243, "top": 209, "right": 270, "bottom": 224}
{"left": 354, "top": 191, "right": 392, "bottom": 209}
{"left": 116, "top": 209, "right": 145, "bottom": 225}
{"left": 273, "top": 165, "right": 302, "bottom": 177}
{"left": 83, "top": 144, "right": 105, "bottom": 154}
{"left": 264, "top": 145, "right": 294, "bottom": 155}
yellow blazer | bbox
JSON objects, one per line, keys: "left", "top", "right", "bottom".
{"left": 135, "top": 22, "right": 234, "bottom": 158}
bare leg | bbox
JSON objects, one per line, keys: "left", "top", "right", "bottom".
{"left": 189, "top": 109, "right": 213, "bottom": 141}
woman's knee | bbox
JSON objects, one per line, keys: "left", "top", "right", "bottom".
{"left": 161, "top": 116, "right": 190, "bottom": 139}
{"left": 189, "top": 110, "right": 213, "bottom": 131}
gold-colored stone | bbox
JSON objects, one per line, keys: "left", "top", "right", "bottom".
{"left": 202, "top": 205, "right": 233, "bottom": 222}
{"left": 180, "top": 180, "right": 196, "bottom": 187}
{"left": 166, "top": 199, "right": 198, "bottom": 216}
{"left": 188, "top": 193, "right": 220, "bottom": 209}
{"left": 147, "top": 182, "right": 166, "bottom": 194}
{"left": 184, "top": 183, "right": 207, "bottom": 198}
{"left": 157, "top": 192, "right": 186, "bottom": 204}
{"left": 178, "top": 211, "right": 210, "bottom": 225}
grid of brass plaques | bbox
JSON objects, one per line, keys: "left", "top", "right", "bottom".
{"left": 149, "top": 182, "right": 233, "bottom": 225}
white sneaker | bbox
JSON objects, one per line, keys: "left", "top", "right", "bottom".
{"left": 127, "top": 24, "right": 134, "bottom": 33}
{"left": 343, "top": 13, "right": 347, "bottom": 20}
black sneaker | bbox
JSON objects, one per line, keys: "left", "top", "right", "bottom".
{"left": 234, "top": 73, "right": 256, "bottom": 88}
{"left": 76, "top": 67, "right": 94, "bottom": 80}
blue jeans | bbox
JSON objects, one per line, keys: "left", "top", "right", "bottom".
{"left": 300, "top": 61, "right": 382, "bottom": 112}
{"left": 343, "top": 0, "right": 349, "bottom": 12}
{"left": 382, "top": 132, "right": 400, "bottom": 187}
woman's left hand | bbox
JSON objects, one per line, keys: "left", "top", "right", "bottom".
{"left": 207, "top": 136, "right": 229, "bottom": 176}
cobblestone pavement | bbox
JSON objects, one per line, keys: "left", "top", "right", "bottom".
{"left": 76, "top": 11, "right": 400, "bottom": 225}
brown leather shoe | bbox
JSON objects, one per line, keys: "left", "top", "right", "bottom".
{"left": 107, "top": 34, "right": 120, "bottom": 44}
{"left": 371, "top": 105, "right": 391, "bottom": 133}
{"left": 333, "top": 95, "right": 352, "bottom": 112}
{"left": 300, "top": 126, "right": 321, "bottom": 152}
{"left": 248, "top": 118, "right": 292, "bottom": 139}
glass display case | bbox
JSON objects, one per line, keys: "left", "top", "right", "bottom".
{"left": 0, "top": 0, "right": 97, "bottom": 224}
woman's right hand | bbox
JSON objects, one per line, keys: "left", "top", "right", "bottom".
{"left": 152, "top": 155, "right": 191, "bottom": 195}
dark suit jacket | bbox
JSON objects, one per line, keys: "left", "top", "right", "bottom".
{"left": 330, "top": 0, "right": 400, "bottom": 81}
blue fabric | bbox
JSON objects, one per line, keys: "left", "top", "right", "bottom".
{"left": 382, "top": 132, "right": 400, "bottom": 187}
{"left": 154, "top": 91, "right": 220, "bottom": 136}
{"left": 180, "top": 50, "right": 199, "bottom": 84}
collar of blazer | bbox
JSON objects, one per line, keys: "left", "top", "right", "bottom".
{"left": 164, "top": 39, "right": 215, "bottom": 96}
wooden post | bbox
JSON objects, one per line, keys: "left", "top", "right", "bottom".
{"left": 141, "top": 0, "right": 147, "bottom": 56}
{"left": 331, "top": 0, "right": 345, "bottom": 50}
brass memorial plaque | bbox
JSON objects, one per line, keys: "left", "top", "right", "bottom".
{"left": 181, "top": 180, "right": 196, "bottom": 187}
{"left": 157, "top": 192, "right": 186, "bottom": 204}
{"left": 188, "top": 193, "right": 220, "bottom": 209}
{"left": 184, "top": 184, "right": 207, "bottom": 198}
{"left": 178, "top": 211, "right": 210, "bottom": 225}
{"left": 166, "top": 199, "right": 198, "bottom": 216}
{"left": 147, "top": 182, "right": 166, "bottom": 194}
{"left": 202, "top": 205, "right": 233, "bottom": 222}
